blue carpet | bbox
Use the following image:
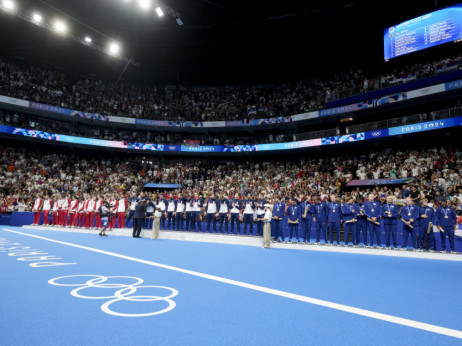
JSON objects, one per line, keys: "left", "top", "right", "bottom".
{"left": 1, "top": 227, "right": 461, "bottom": 345}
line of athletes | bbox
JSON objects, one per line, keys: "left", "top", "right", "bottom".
{"left": 30, "top": 191, "right": 458, "bottom": 253}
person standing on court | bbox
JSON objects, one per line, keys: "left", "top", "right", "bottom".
{"left": 272, "top": 196, "right": 285, "bottom": 242}
{"left": 151, "top": 207, "right": 162, "bottom": 240}
{"left": 381, "top": 195, "right": 399, "bottom": 250}
{"left": 133, "top": 200, "right": 147, "bottom": 238}
{"left": 256, "top": 194, "right": 266, "bottom": 237}
{"left": 354, "top": 197, "right": 367, "bottom": 247}
{"left": 418, "top": 198, "right": 435, "bottom": 252}
{"left": 262, "top": 203, "right": 272, "bottom": 249}
{"left": 205, "top": 192, "right": 218, "bottom": 233}
{"left": 401, "top": 197, "right": 419, "bottom": 251}
{"left": 242, "top": 194, "right": 255, "bottom": 236}
{"left": 327, "top": 195, "right": 342, "bottom": 246}
{"left": 341, "top": 197, "right": 357, "bottom": 246}
{"left": 230, "top": 193, "right": 242, "bottom": 235}
{"left": 166, "top": 195, "right": 177, "bottom": 230}
{"left": 218, "top": 192, "right": 230, "bottom": 234}
{"left": 314, "top": 196, "right": 328, "bottom": 245}
{"left": 363, "top": 194, "right": 382, "bottom": 248}
{"left": 286, "top": 198, "right": 301, "bottom": 243}
{"left": 435, "top": 199, "right": 458, "bottom": 253}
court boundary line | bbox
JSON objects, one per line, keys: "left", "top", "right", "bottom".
{"left": 22, "top": 225, "right": 462, "bottom": 262}
{"left": 2, "top": 228, "right": 462, "bottom": 340}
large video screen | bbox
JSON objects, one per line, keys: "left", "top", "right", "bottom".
{"left": 384, "top": 3, "right": 462, "bottom": 61}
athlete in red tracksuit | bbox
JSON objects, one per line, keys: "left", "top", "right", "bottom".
{"left": 77, "top": 199, "right": 85, "bottom": 228}
{"left": 60, "top": 194, "right": 71, "bottom": 227}
{"left": 83, "top": 197, "right": 92, "bottom": 228}
{"left": 117, "top": 195, "right": 128, "bottom": 228}
{"left": 94, "top": 195, "right": 104, "bottom": 229}
{"left": 32, "top": 195, "right": 43, "bottom": 225}
{"left": 69, "top": 197, "right": 79, "bottom": 227}
{"left": 51, "top": 198, "right": 60, "bottom": 226}
{"left": 87, "top": 197, "right": 96, "bottom": 229}
{"left": 42, "top": 195, "right": 52, "bottom": 226}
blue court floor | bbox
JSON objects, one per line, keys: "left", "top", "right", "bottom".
{"left": 1, "top": 226, "right": 462, "bottom": 345}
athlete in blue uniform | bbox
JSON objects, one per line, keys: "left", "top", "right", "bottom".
{"left": 434, "top": 199, "right": 458, "bottom": 253}
{"left": 401, "top": 198, "right": 420, "bottom": 251}
{"left": 417, "top": 198, "right": 435, "bottom": 252}
{"left": 313, "top": 196, "right": 327, "bottom": 245}
{"left": 327, "top": 195, "right": 342, "bottom": 245}
{"left": 381, "top": 196, "right": 399, "bottom": 249}
{"left": 363, "top": 194, "right": 382, "bottom": 248}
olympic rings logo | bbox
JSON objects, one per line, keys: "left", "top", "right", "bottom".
{"left": 371, "top": 131, "right": 382, "bottom": 137}
{"left": 48, "top": 275, "right": 178, "bottom": 317}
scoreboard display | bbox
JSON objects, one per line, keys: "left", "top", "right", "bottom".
{"left": 384, "top": 3, "right": 462, "bottom": 61}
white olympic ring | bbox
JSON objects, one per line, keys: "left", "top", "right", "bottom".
{"left": 48, "top": 275, "right": 178, "bottom": 317}
{"left": 371, "top": 131, "right": 382, "bottom": 137}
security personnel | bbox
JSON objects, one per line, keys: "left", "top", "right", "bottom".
{"left": 218, "top": 193, "right": 230, "bottom": 234}
{"left": 175, "top": 194, "right": 186, "bottom": 231}
{"left": 341, "top": 197, "right": 357, "bottom": 246}
{"left": 256, "top": 194, "right": 266, "bottom": 236}
{"left": 418, "top": 198, "right": 435, "bottom": 252}
{"left": 313, "top": 196, "right": 327, "bottom": 245}
{"left": 435, "top": 199, "right": 458, "bottom": 253}
{"left": 381, "top": 196, "right": 399, "bottom": 249}
{"left": 166, "top": 196, "right": 177, "bottom": 230}
{"left": 242, "top": 195, "right": 255, "bottom": 236}
{"left": 205, "top": 193, "right": 218, "bottom": 233}
{"left": 327, "top": 195, "right": 342, "bottom": 246}
{"left": 300, "top": 195, "right": 314, "bottom": 244}
{"left": 286, "top": 198, "right": 301, "bottom": 243}
{"left": 272, "top": 196, "right": 285, "bottom": 242}
{"left": 401, "top": 198, "right": 419, "bottom": 251}
{"left": 229, "top": 193, "right": 242, "bottom": 235}
{"left": 363, "top": 194, "right": 382, "bottom": 248}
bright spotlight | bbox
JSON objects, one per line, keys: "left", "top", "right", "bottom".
{"left": 53, "top": 21, "right": 67, "bottom": 34}
{"left": 155, "top": 6, "right": 164, "bottom": 17}
{"left": 84, "top": 36, "right": 92, "bottom": 43}
{"left": 138, "top": 0, "right": 151, "bottom": 10}
{"left": 108, "top": 42, "right": 120, "bottom": 55}
{"left": 32, "top": 13, "right": 42, "bottom": 23}
{"left": 2, "top": 0, "right": 16, "bottom": 11}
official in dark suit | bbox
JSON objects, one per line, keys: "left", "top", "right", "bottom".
{"left": 133, "top": 200, "right": 147, "bottom": 238}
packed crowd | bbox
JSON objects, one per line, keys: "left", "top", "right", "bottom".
{"left": 1, "top": 143, "right": 461, "bottom": 251}
{"left": 0, "top": 54, "right": 460, "bottom": 122}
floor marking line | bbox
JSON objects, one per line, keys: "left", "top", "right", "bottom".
{"left": 3, "top": 228, "right": 462, "bottom": 339}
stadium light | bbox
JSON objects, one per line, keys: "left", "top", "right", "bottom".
{"left": 2, "top": 0, "right": 16, "bottom": 12}
{"left": 53, "top": 20, "right": 67, "bottom": 34}
{"left": 138, "top": 0, "right": 151, "bottom": 10}
{"left": 108, "top": 42, "right": 120, "bottom": 56}
{"left": 155, "top": 6, "right": 163, "bottom": 17}
{"left": 84, "top": 36, "right": 92, "bottom": 43}
{"left": 32, "top": 13, "right": 42, "bottom": 24}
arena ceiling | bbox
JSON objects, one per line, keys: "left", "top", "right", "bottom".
{"left": 0, "top": 0, "right": 460, "bottom": 84}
